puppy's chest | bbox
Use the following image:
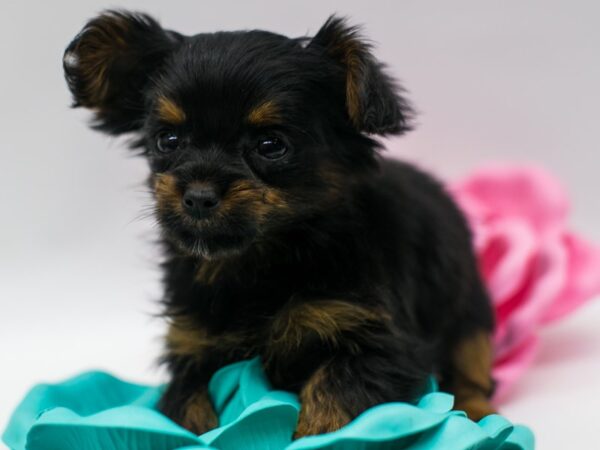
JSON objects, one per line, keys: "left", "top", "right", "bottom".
{"left": 165, "top": 249, "right": 380, "bottom": 363}
{"left": 166, "top": 301, "right": 287, "bottom": 364}
{"left": 166, "top": 263, "right": 299, "bottom": 361}
{"left": 187, "top": 254, "right": 353, "bottom": 326}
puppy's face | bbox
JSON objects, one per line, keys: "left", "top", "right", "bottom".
{"left": 64, "top": 11, "right": 412, "bottom": 258}
{"left": 145, "top": 32, "right": 349, "bottom": 257}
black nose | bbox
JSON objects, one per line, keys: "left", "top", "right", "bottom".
{"left": 182, "top": 185, "right": 221, "bottom": 219}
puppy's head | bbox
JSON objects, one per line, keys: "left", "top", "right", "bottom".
{"left": 64, "top": 11, "right": 413, "bottom": 258}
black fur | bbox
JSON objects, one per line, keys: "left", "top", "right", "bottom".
{"left": 64, "top": 11, "right": 495, "bottom": 436}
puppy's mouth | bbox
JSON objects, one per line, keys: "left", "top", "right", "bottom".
{"left": 159, "top": 213, "right": 258, "bottom": 259}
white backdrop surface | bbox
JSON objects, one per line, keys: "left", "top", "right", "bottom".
{"left": 1, "top": 1, "right": 600, "bottom": 449}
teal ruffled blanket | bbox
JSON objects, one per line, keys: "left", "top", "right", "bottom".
{"left": 3, "top": 358, "right": 534, "bottom": 450}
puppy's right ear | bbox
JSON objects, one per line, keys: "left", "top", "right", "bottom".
{"left": 63, "top": 10, "right": 182, "bottom": 134}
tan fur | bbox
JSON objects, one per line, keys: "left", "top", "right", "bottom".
{"left": 181, "top": 390, "right": 218, "bottom": 434}
{"left": 324, "top": 35, "right": 365, "bottom": 128}
{"left": 68, "top": 13, "right": 130, "bottom": 107}
{"left": 195, "top": 259, "right": 227, "bottom": 285}
{"left": 247, "top": 100, "right": 280, "bottom": 126}
{"left": 268, "top": 300, "right": 385, "bottom": 355}
{"left": 218, "top": 179, "right": 289, "bottom": 223}
{"left": 156, "top": 96, "right": 186, "bottom": 124}
{"left": 451, "top": 331, "right": 497, "bottom": 420}
{"left": 341, "top": 41, "right": 364, "bottom": 128}
{"left": 154, "top": 173, "right": 183, "bottom": 213}
{"left": 165, "top": 322, "right": 211, "bottom": 359}
{"left": 294, "top": 364, "right": 351, "bottom": 437}
{"left": 166, "top": 319, "right": 252, "bottom": 360}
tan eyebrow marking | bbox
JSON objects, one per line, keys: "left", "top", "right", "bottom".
{"left": 156, "top": 96, "right": 186, "bottom": 124}
{"left": 247, "top": 100, "right": 280, "bottom": 126}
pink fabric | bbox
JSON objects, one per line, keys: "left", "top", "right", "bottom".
{"left": 450, "top": 164, "right": 600, "bottom": 401}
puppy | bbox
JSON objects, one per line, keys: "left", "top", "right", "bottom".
{"left": 63, "top": 11, "right": 496, "bottom": 437}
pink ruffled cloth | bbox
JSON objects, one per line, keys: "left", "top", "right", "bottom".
{"left": 450, "top": 164, "right": 600, "bottom": 401}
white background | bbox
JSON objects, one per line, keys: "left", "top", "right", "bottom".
{"left": 1, "top": 1, "right": 600, "bottom": 449}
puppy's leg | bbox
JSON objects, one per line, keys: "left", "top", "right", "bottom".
{"left": 158, "top": 358, "right": 218, "bottom": 434}
{"left": 158, "top": 322, "right": 223, "bottom": 434}
{"left": 294, "top": 363, "right": 351, "bottom": 437}
{"left": 293, "top": 349, "right": 428, "bottom": 437}
{"left": 264, "top": 300, "right": 429, "bottom": 438}
{"left": 446, "top": 330, "right": 496, "bottom": 420}
{"left": 436, "top": 276, "right": 497, "bottom": 421}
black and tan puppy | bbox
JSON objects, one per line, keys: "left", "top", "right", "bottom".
{"left": 63, "top": 11, "right": 496, "bottom": 437}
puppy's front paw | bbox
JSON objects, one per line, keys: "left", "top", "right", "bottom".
{"left": 180, "top": 391, "right": 219, "bottom": 435}
{"left": 293, "top": 400, "right": 351, "bottom": 438}
{"left": 454, "top": 396, "right": 497, "bottom": 421}
{"left": 292, "top": 364, "right": 354, "bottom": 438}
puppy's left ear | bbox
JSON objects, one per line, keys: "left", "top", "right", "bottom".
{"left": 310, "top": 15, "right": 413, "bottom": 135}
{"left": 63, "top": 10, "right": 183, "bottom": 134}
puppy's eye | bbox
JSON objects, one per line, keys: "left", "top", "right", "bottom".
{"left": 255, "top": 138, "right": 287, "bottom": 160}
{"left": 156, "top": 132, "right": 180, "bottom": 153}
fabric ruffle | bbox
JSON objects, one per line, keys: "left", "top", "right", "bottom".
{"left": 3, "top": 358, "right": 534, "bottom": 450}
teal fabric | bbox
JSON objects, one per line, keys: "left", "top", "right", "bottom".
{"left": 2, "top": 358, "right": 534, "bottom": 450}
